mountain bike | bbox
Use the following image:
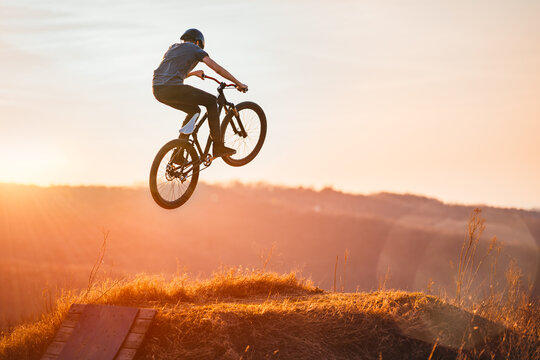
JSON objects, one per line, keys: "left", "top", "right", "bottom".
{"left": 149, "top": 75, "right": 267, "bottom": 209}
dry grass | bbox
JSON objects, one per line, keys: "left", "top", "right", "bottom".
{"left": 0, "top": 269, "right": 320, "bottom": 360}
{"left": 1, "top": 267, "right": 538, "bottom": 360}
{"left": 451, "top": 209, "right": 540, "bottom": 359}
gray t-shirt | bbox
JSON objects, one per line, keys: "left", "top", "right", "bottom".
{"left": 153, "top": 42, "right": 208, "bottom": 86}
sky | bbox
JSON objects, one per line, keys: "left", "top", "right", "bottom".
{"left": 0, "top": 0, "right": 539, "bottom": 209}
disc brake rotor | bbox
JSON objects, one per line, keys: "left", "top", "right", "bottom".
{"left": 165, "top": 163, "right": 187, "bottom": 182}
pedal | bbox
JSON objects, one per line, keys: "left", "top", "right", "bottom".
{"left": 203, "top": 154, "right": 213, "bottom": 167}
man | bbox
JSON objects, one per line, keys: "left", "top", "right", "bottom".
{"left": 152, "top": 28, "right": 248, "bottom": 158}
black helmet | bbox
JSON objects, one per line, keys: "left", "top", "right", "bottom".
{"left": 180, "top": 28, "right": 205, "bottom": 49}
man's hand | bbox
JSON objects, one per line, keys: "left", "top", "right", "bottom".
{"left": 187, "top": 70, "right": 205, "bottom": 79}
{"left": 236, "top": 83, "right": 248, "bottom": 92}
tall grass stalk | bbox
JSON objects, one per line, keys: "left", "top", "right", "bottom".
{"left": 84, "top": 232, "right": 108, "bottom": 298}
{"left": 333, "top": 255, "right": 338, "bottom": 292}
{"left": 456, "top": 208, "right": 485, "bottom": 302}
{"left": 341, "top": 249, "right": 348, "bottom": 292}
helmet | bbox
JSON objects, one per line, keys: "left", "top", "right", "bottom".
{"left": 180, "top": 28, "right": 205, "bottom": 49}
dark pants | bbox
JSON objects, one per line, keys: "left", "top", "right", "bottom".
{"left": 153, "top": 85, "right": 221, "bottom": 142}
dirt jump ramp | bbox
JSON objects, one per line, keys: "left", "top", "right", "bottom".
{"left": 41, "top": 304, "right": 156, "bottom": 360}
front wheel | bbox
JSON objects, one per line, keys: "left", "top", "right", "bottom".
{"left": 149, "top": 139, "right": 200, "bottom": 209}
{"left": 220, "top": 101, "right": 267, "bottom": 167}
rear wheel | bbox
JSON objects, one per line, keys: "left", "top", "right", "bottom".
{"left": 220, "top": 101, "right": 267, "bottom": 167}
{"left": 149, "top": 139, "right": 199, "bottom": 209}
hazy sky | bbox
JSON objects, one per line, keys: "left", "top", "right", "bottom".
{"left": 1, "top": 0, "right": 539, "bottom": 208}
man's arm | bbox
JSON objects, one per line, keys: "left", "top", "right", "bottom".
{"left": 202, "top": 56, "right": 248, "bottom": 92}
{"left": 186, "top": 70, "right": 204, "bottom": 79}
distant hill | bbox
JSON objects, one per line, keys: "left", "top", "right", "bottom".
{"left": 0, "top": 182, "right": 538, "bottom": 328}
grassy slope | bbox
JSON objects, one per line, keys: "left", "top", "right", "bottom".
{"left": 1, "top": 183, "right": 539, "bottom": 328}
{"left": 1, "top": 271, "right": 538, "bottom": 360}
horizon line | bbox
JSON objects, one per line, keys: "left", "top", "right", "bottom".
{"left": 1, "top": 180, "right": 538, "bottom": 212}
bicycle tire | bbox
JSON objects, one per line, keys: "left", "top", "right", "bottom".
{"left": 220, "top": 101, "right": 267, "bottom": 167}
{"left": 149, "top": 139, "right": 200, "bottom": 209}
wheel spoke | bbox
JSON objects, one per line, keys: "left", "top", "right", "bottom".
{"left": 223, "top": 107, "right": 264, "bottom": 162}
{"left": 151, "top": 145, "right": 197, "bottom": 205}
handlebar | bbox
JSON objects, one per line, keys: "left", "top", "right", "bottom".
{"left": 202, "top": 74, "right": 247, "bottom": 93}
{"left": 202, "top": 74, "right": 236, "bottom": 88}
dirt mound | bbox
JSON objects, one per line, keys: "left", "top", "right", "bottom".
{"left": 1, "top": 272, "right": 537, "bottom": 360}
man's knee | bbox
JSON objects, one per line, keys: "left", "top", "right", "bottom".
{"left": 181, "top": 104, "right": 200, "bottom": 115}
{"left": 201, "top": 94, "right": 218, "bottom": 108}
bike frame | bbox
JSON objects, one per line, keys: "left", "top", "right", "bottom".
{"left": 178, "top": 75, "right": 248, "bottom": 167}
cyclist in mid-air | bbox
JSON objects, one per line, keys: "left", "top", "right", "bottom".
{"left": 152, "top": 28, "right": 248, "bottom": 159}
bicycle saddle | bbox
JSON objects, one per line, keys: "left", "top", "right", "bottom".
{"left": 179, "top": 113, "right": 199, "bottom": 135}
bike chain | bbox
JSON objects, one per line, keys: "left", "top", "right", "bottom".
{"left": 173, "top": 156, "right": 215, "bottom": 182}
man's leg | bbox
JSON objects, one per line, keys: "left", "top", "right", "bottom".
{"left": 153, "top": 86, "right": 201, "bottom": 134}
{"left": 171, "top": 86, "right": 235, "bottom": 157}
{"left": 153, "top": 85, "right": 235, "bottom": 157}
{"left": 153, "top": 87, "right": 202, "bottom": 164}
{"left": 171, "top": 85, "right": 220, "bottom": 141}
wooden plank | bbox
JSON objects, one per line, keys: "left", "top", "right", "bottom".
{"left": 114, "top": 348, "right": 137, "bottom": 360}
{"left": 57, "top": 304, "right": 138, "bottom": 360}
{"left": 67, "top": 303, "right": 86, "bottom": 315}
{"left": 115, "top": 309, "right": 156, "bottom": 357}
{"left": 122, "top": 333, "right": 145, "bottom": 349}
{"left": 137, "top": 308, "right": 156, "bottom": 320}
{"left": 64, "top": 311, "right": 81, "bottom": 323}
{"left": 41, "top": 354, "right": 58, "bottom": 360}
{"left": 54, "top": 326, "right": 75, "bottom": 342}
{"left": 62, "top": 318, "right": 79, "bottom": 328}
{"left": 41, "top": 352, "right": 59, "bottom": 360}
{"left": 130, "top": 319, "right": 152, "bottom": 334}
{"left": 44, "top": 341, "right": 66, "bottom": 356}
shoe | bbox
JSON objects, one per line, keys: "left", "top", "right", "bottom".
{"left": 213, "top": 142, "right": 236, "bottom": 158}
{"left": 171, "top": 148, "right": 186, "bottom": 165}
{"left": 171, "top": 134, "right": 190, "bottom": 165}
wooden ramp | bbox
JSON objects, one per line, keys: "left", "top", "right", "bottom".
{"left": 41, "top": 304, "right": 156, "bottom": 360}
